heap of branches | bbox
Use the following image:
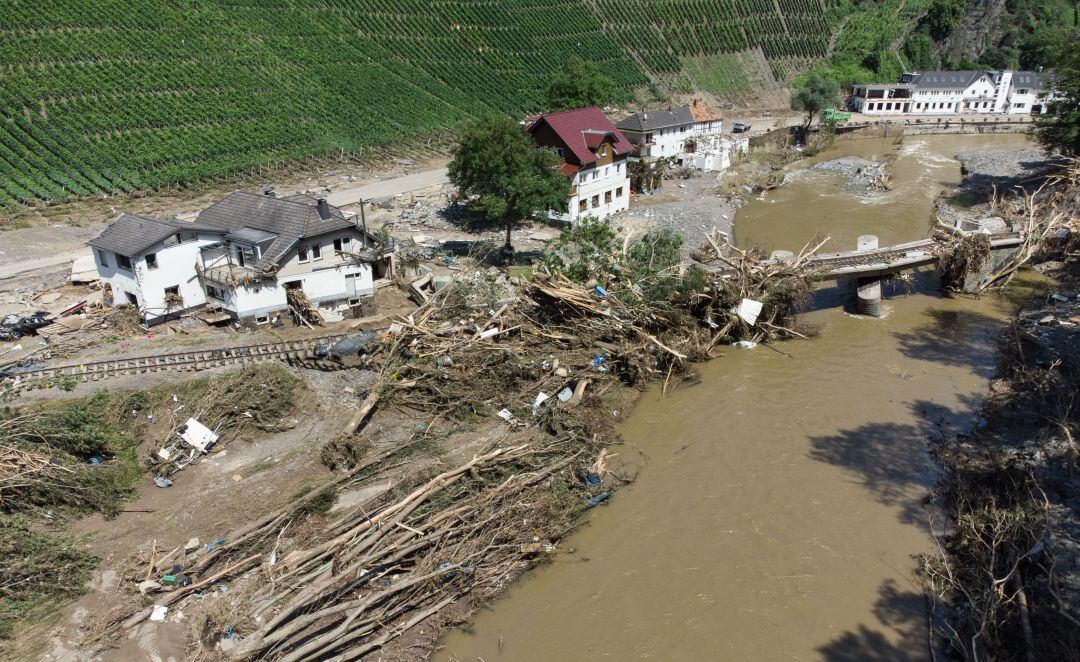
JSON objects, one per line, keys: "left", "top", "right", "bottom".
{"left": 690, "top": 230, "right": 825, "bottom": 346}
{"left": 935, "top": 158, "right": 1078, "bottom": 292}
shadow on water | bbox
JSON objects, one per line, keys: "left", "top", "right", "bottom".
{"left": 893, "top": 308, "right": 1004, "bottom": 379}
{"left": 818, "top": 579, "right": 927, "bottom": 661}
{"left": 806, "top": 399, "right": 979, "bottom": 527}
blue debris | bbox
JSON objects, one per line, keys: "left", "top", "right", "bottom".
{"left": 581, "top": 472, "right": 602, "bottom": 489}
{"left": 206, "top": 537, "right": 226, "bottom": 553}
{"left": 594, "top": 285, "right": 609, "bottom": 297}
{"left": 437, "top": 562, "right": 458, "bottom": 581}
{"left": 89, "top": 455, "right": 106, "bottom": 465}
{"left": 585, "top": 491, "right": 611, "bottom": 508}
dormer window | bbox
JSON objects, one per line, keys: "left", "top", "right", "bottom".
{"left": 555, "top": 147, "right": 564, "bottom": 157}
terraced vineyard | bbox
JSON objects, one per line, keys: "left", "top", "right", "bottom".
{"left": 0, "top": 0, "right": 849, "bottom": 206}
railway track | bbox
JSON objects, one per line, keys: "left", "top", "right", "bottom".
{"left": 3, "top": 334, "right": 351, "bottom": 390}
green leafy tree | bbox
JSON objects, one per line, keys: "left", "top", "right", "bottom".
{"left": 545, "top": 57, "right": 616, "bottom": 112}
{"left": 448, "top": 116, "right": 569, "bottom": 250}
{"left": 791, "top": 74, "right": 840, "bottom": 130}
{"left": 1035, "top": 31, "right": 1080, "bottom": 156}
{"left": 542, "top": 215, "right": 619, "bottom": 282}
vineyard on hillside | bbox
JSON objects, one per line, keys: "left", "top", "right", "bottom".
{"left": 0, "top": 0, "right": 850, "bottom": 206}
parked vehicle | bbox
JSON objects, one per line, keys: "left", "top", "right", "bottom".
{"left": 732, "top": 122, "right": 751, "bottom": 133}
{"left": 821, "top": 108, "right": 852, "bottom": 122}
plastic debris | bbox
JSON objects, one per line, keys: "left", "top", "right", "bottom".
{"left": 581, "top": 472, "right": 602, "bottom": 488}
{"left": 531, "top": 392, "right": 549, "bottom": 417}
{"left": 497, "top": 408, "right": 514, "bottom": 422}
{"left": 179, "top": 418, "right": 218, "bottom": 453}
{"left": 732, "top": 340, "right": 758, "bottom": 349}
{"left": 478, "top": 327, "right": 500, "bottom": 339}
{"left": 733, "top": 298, "right": 764, "bottom": 326}
{"left": 153, "top": 476, "right": 173, "bottom": 488}
{"left": 557, "top": 387, "right": 573, "bottom": 402}
{"left": 585, "top": 491, "right": 611, "bottom": 508}
{"left": 594, "top": 285, "right": 609, "bottom": 297}
{"left": 149, "top": 605, "right": 169, "bottom": 622}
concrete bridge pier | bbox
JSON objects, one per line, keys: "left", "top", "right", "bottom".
{"left": 854, "top": 235, "right": 883, "bottom": 317}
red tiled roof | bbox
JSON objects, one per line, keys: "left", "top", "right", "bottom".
{"left": 557, "top": 163, "right": 581, "bottom": 176}
{"left": 528, "top": 107, "right": 631, "bottom": 166}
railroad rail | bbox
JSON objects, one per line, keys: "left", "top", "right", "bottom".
{"left": 3, "top": 334, "right": 352, "bottom": 390}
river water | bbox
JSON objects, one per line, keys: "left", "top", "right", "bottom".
{"left": 442, "top": 133, "right": 1042, "bottom": 661}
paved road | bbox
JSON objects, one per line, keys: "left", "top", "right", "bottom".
{"left": 0, "top": 249, "right": 91, "bottom": 281}
{"left": 324, "top": 167, "right": 449, "bottom": 207}
{"left": 0, "top": 167, "right": 451, "bottom": 282}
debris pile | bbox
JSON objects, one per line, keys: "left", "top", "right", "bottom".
{"left": 811, "top": 156, "right": 891, "bottom": 194}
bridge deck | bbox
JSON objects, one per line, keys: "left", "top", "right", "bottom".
{"left": 705, "top": 235, "right": 1022, "bottom": 280}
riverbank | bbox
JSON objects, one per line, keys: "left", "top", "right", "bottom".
{"left": 442, "top": 135, "right": 1070, "bottom": 660}
{"left": 923, "top": 167, "right": 1079, "bottom": 659}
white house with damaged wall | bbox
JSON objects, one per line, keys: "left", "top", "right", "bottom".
{"left": 616, "top": 101, "right": 746, "bottom": 172}
{"left": 88, "top": 191, "right": 391, "bottom": 325}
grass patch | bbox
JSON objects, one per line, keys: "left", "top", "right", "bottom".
{"left": 681, "top": 53, "right": 751, "bottom": 97}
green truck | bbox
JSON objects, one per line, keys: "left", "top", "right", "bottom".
{"left": 821, "top": 108, "right": 852, "bottom": 122}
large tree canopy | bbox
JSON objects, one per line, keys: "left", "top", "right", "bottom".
{"left": 1035, "top": 30, "right": 1080, "bottom": 157}
{"left": 545, "top": 57, "right": 616, "bottom": 112}
{"left": 791, "top": 74, "right": 840, "bottom": 130}
{"left": 448, "top": 116, "right": 569, "bottom": 249}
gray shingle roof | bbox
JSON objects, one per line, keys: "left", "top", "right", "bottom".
{"left": 911, "top": 71, "right": 986, "bottom": 89}
{"left": 1012, "top": 71, "right": 1043, "bottom": 90}
{"left": 616, "top": 105, "right": 694, "bottom": 132}
{"left": 87, "top": 213, "right": 217, "bottom": 257}
{"left": 195, "top": 191, "right": 359, "bottom": 271}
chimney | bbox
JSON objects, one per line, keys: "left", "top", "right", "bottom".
{"left": 261, "top": 184, "right": 276, "bottom": 198}
{"left": 315, "top": 194, "right": 331, "bottom": 220}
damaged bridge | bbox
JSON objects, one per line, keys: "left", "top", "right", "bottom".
{"left": 706, "top": 232, "right": 1024, "bottom": 316}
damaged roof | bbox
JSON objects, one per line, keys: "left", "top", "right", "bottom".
{"left": 87, "top": 213, "right": 218, "bottom": 257}
{"left": 616, "top": 105, "right": 694, "bottom": 132}
{"left": 195, "top": 191, "right": 362, "bottom": 271}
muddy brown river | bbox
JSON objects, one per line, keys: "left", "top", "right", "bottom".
{"left": 442, "top": 133, "right": 1043, "bottom": 660}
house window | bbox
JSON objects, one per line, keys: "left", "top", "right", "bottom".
{"left": 179, "top": 231, "right": 196, "bottom": 243}
{"left": 590, "top": 195, "right": 599, "bottom": 208}
{"left": 236, "top": 245, "right": 255, "bottom": 268}
{"left": 117, "top": 254, "right": 133, "bottom": 270}
{"left": 311, "top": 244, "right": 322, "bottom": 261}
{"left": 255, "top": 315, "right": 270, "bottom": 325}
{"left": 592, "top": 171, "right": 598, "bottom": 180}
{"left": 97, "top": 249, "right": 109, "bottom": 267}
{"left": 145, "top": 253, "right": 158, "bottom": 270}
{"left": 604, "top": 167, "right": 608, "bottom": 176}
{"left": 342, "top": 235, "right": 351, "bottom": 249}
{"left": 298, "top": 246, "right": 309, "bottom": 263}
{"left": 333, "top": 238, "right": 344, "bottom": 252}
{"left": 206, "top": 285, "right": 224, "bottom": 300}
{"left": 555, "top": 147, "right": 564, "bottom": 157}
{"left": 616, "top": 163, "right": 622, "bottom": 173}
{"left": 578, "top": 199, "right": 587, "bottom": 213}
{"left": 163, "top": 285, "right": 182, "bottom": 309}
{"left": 125, "top": 292, "right": 138, "bottom": 306}
{"left": 616, "top": 187, "right": 624, "bottom": 198}
{"left": 1015, "top": 103, "right": 1025, "bottom": 109}
{"left": 348, "top": 298, "right": 361, "bottom": 306}
{"left": 604, "top": 190, "right": 612, "bottom": 204}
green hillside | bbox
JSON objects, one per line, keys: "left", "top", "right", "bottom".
{"left": 0, "top": 0, "right": 852, "bottom": 206}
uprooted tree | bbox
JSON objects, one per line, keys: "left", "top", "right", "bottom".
{"left": 448, "top": 116, "right": 569, "bottom": 253}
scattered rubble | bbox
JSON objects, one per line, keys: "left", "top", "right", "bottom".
{"left": 810, "top": 156, "right": 891, "bottom": 194}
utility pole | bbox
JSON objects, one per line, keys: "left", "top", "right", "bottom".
{"left": 358, "top": 198, "right": 369, "bottom": 247}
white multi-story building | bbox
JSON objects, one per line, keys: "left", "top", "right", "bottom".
{"left": 89, "top": 191, "right": 390, "bottom": 325}
{"left": 526, "top": 107, "right": 631, "bottom": 223}
{"left": 616, "top": 101, "right": 742, "bottom": 172}
{"left": 851, "top": 70, "right": 1049, "bottom": 116}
